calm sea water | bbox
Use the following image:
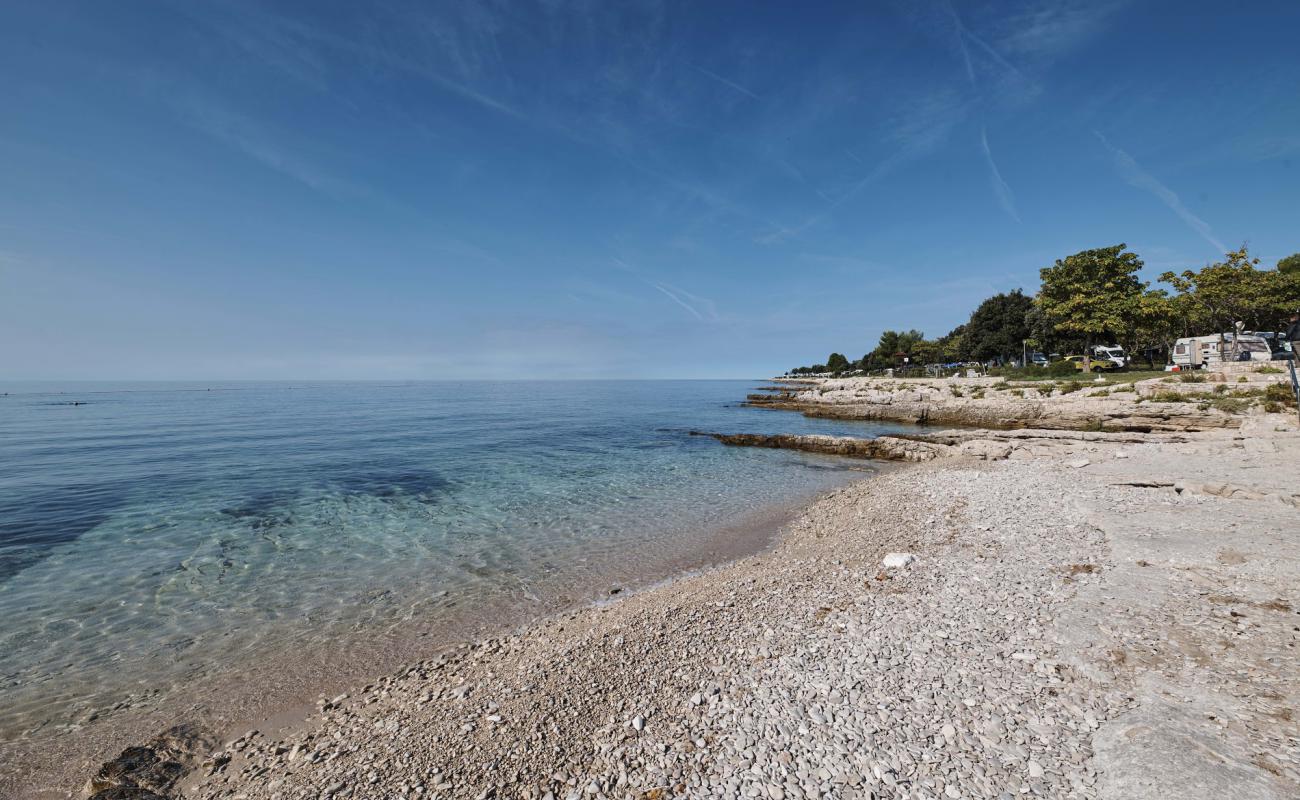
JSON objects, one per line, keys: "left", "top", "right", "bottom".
{"left": 0, "top": 381, "right": 907, "bottom": 740}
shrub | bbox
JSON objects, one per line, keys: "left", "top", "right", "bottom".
{"left": 1178, "top": 372, "right": 1207, "bottom": 383}
{"left": 1112, "top": 384, "right": 1136, "bottom": 393}
{"left": 1058, "top": 380, "right": 1086, "bottom": 394}
{"left": 1046, "top": 360, "right": 1078, "bottom": 377}
{"left": 1150, "top": 390, "right": 1194, "bottom": 403}
{"left": 1264, "top": 384, "right": 1297, "bottom": 408}
{"left": 1208, "top": 397, "right": 1249, "bottom": 414}
{"left": 1255, "top": 366, "right": 1283, "bottom": 374}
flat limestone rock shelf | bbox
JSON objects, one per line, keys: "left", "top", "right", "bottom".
{"left": 688, "top": 431, "right": 948, "bottom": 461}
{"left": 690, "top": 428, "right": 1196, "bottom": 464}
{"left": 746, "top": 375, "right": 1279, "bottom": 432}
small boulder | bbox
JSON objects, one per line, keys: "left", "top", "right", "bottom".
{"left": 881, "top": 553, "right": 917, "bottom": 569}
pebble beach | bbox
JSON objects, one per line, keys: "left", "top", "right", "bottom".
{"left": 20, "top": 376, "right": 1300, "bottom": 799}
{"left": 154, "top": 378, "right": 1300, "bottom": 800}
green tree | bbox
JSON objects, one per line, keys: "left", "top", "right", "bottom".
{"left": 1159, "top": 246, "right": 1275, "bottom": 334}
{"left": 861, "top": 329, "right": 925, "bottom": 370}
{"left": 962, "top": 290, "right": 1033, "bottom": 363}
{"left": 910, "top": 338, "right": 942, "bottom": 366}
{"left": 1278, "top": 253, "right": 1300, "bottom": 276}
{"left": 826, "top": 352, "right": 850, "bottom": 373}
{"left": 1265, "top": 263, "right": 1300, "bottom": 325}
{"left": 1037, "top": 244, "right": 1144, "bottom": 355}
{"left": 1128, "top": 289, "right": 1181, "bottom": 366}
{"left": 936, "top": 324, "right": 966, "bottom": 363}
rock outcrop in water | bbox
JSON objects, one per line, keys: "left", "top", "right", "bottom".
{"left": 691, "top": 428, "right": 1194, "bottom": 463}
{"left": 689, "top": 431, "right": 949, "bottom": 461}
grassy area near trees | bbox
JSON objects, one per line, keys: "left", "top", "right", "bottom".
{"left": 787, "top": 245, "right": 1300, "bottom": 376}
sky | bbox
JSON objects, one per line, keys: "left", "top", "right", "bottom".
{"left": 2, "top": 0, "right": 1298, "bottom": 380}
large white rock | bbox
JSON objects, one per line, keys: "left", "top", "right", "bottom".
{"left": 881, "top": 552, "right": 917, "bottom": 569}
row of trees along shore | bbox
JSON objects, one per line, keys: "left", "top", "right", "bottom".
{"left": 790, "top": 245, "right": 1300, "bottom": 375}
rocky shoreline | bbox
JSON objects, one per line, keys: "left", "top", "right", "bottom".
{"left": 744, "top": 375, "right": 1271, "bottom": 432}
{"left": 27, "top": 377, "right": 1300, "bottom": 799}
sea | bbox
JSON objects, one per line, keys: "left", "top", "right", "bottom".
{"left": 0, "top": 380, "right": 909, "bottom": 746}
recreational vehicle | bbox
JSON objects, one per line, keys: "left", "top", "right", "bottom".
{"left": 1171, "top": 334, "right": 1271, "bottom": 369}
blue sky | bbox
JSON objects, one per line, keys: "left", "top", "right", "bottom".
{"left": 2, "top": 1, "right": 1298, "bottom": 379}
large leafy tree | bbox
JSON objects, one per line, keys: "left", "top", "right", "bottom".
{"left": 1159, "top": 246, "right": 1278, "bottom": 333}
{"left": 962, "top": 290, "right": 1033, "bottom": 363}
{"left": 1278, "top": 253, "right": 1300, "bottom": 276}
{"left": 1037, "top": 244, "right": 1144, "bottom": 351}
{"left": 825, "top": 352, "right": 851, "bottom": 373}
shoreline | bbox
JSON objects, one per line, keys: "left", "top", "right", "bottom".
{"left": 13, "top": 376, "right": 1300, "bottom": 799}
{"left": 0, "top": 460, "right": 878, "bottom": 800}
{"left": 173, "top": 425, "right": 1300, "bottom": 799}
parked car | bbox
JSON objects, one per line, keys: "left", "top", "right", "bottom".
{"left": 1064, "top": 355, "right": 1115, "bottom": 372}
{"left": 1251, "top": 331, "right": 1296, "bottom": 360}
{"left": 1029, "top": 352, "right": 1049, "bottom": 367}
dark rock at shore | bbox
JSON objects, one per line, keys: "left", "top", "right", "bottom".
{"left": 85, "top": 724, "right": 215, "bottom": 800}
{"left": 89, "top": 786, "right": 169, "bottom": 800}
{"left": 688, "top": 431, "right": 947, "bottom": 462}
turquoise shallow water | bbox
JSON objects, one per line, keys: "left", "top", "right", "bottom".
{"left": 0, "top": 380, "right": 909, "bottom": 740}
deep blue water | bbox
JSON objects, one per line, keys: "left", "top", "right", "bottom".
{"left": 0, "top": 380, "right": 907, "bottom": 737}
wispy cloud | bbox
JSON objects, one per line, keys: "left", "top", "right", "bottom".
{"left": 689, "top": 63, "right": 762, "bottom": 100}
{"left": 993, "top": 1, "right": 1126, "bottom": 60}
{"left": 923, "top": 0, "right": 1038, "bottom": 104}
{"left": 1094, "top": 131, "right": 1225, "bottom": 255}
{"left": 264, "top": 9, "right": 532, "bottom": 124}
{"left": 943, "top": 0, "right": 977, "bottom": 85}
{"left": 980, "top": 126, "right": 1020, "bottom": 222}
{"left": 175, "top": 96, "right": 362, "bottom": 197}
{"left": 611, "top": 259, "right": 721, "bottom": 322}
{"left": 757, "top": 90, "right": 969, "bottom": 244}
{"left": 933, "top": 1, "right": 1030, "bottom": 223}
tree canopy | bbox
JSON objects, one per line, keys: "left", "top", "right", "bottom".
{"left": 1037, "top": 245, "right": 1144, "bottom": 347}
{"left": 1159, "top": 246, "right": 1295, "bottom": 334}
{"left": 783, "top": 241, "right": 1299, "bottom": 375}
{"left": 962, "top": 290, "right": 1032, "bottom": 363}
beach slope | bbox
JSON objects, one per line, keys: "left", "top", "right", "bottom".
{"left": 146, "top": 395, "right": 1300, "bottom": 799}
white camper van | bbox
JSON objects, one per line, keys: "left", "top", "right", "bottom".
{"left": 1172, "top": 334, "right": 1271, "bottom": 369}
{"left": 1092, "top": 345, "right": 1128, "bottom": 369}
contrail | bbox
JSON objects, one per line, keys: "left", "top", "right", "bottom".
{"left": 980, "top": 126, "right": 1020, "bottom": 222}
{"left": 690, "top": 64, "right": 762, "bottom": 100}
{"left": 1094, "top": 131, "right": 1225, "bottom": 254}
